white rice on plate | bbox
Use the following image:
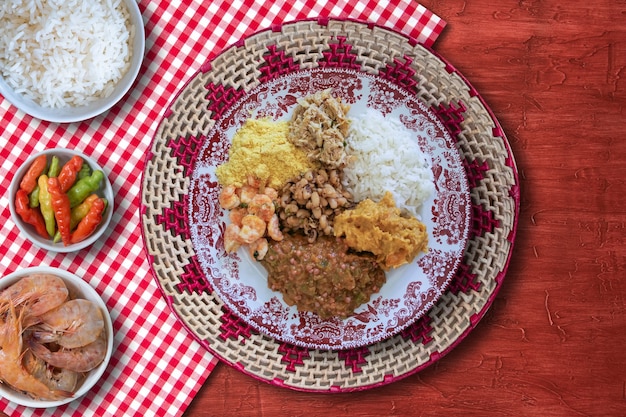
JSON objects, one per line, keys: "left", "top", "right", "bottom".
{"left": 0, "top": 0, "right": 133, "bottom": 109}
{"left": 342, "top": 109, "right": 435, "bottom": 218}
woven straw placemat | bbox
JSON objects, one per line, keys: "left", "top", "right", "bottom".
{"left": 140, "top": 18, "right": 519, "bottom": 392}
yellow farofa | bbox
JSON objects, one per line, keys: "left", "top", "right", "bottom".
{"left": 216, "top": 118, "right": 317, "bottom": 189}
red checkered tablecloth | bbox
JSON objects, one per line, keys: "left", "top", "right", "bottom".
{"left": 0, "top": 1, "right": 444, "bottom": 416}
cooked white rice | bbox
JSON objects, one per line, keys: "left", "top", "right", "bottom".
{"left": 342, "top": 109, "right": 435, "bottom": 218}
{"left": 0, "top": 0, "right": 133, "bottom": 109}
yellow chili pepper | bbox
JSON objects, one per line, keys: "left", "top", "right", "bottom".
{"left": 37, "top": 175, "right": 56, "bottom": 237}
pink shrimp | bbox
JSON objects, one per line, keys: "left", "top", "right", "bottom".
{"left": 267, "top": 214, "right": 284, "bottom": 241}
{"left": 218, "top": 185, "right": 240, "bottom": 209}
{"left": 238, "top": 215, "right": 266, "bottom": 244}
{"left": 248, "top": 194, "right": 275, "bottom": 222}
{"left": 0, "top": 303, "right": 72, "bottom": 400}
{"left": 29, "top": 332, "right": 107, "bottom": 373}
{"left": 239, "top": 185, "right": 258, "bottom": 205}
{"left": 248, "top": 238, "right": 269, "bottom": 261}
{"left": 263, "top": 187, "right": 279, "bottom": 201}
{"left": 224, "top": 223, "right": 243, "bottom": 253}
{"left": 228, "top": 207, "right": 248, "bottom": 226}
{"left": 246, "top": 175, "right": 262, "bottom": 188}
{"left": 0, "top": 274, "right": 68, "bottom": 317}
{"left": 22, "top": 350, "right": 79, "bottom": 394}
{"left": 32, "top": 299, "right": 105, "bottom": 349}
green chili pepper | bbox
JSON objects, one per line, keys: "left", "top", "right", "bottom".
{"left": 29, "top": 186, "right": 41, "bottom": 208}
{"left": 77, "top": 163, "right": 91, "bottom": 180}
{"left": 101, "top": 197, "right": 108, "bottom": 215}
{"left": 48, "top": 156, "right": 61, "bottom": 178}
{"left": 37, "top": 175, "right": 56, "bottom": 237}
{"left": 67, "top": 170, "right": 104, "bottom": 208}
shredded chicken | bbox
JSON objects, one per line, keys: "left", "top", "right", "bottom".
{"left": 288, "top": 90, "right": 351, "bottom": 168}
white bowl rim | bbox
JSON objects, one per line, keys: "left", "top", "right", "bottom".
{"left": 8, "top": 148, "right": 115, "bottom": 252}
{"left": 0, "top": 0, "right": 145, "bottom": 123}
{"left": 0, "top": 266, "right": 114, "bottom": 408}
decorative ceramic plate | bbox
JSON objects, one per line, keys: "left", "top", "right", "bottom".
{"left": 187, "top": 67, "right": 471, "bottom": 350}
{"left": 141, "top": 19, "right": 519, "bottom": 392}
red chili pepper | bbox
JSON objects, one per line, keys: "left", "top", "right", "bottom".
{"left": 19, "top": 155, "right": 47, "bottom": 194}
{"left": 47, "top": 177, "right": 72, "bottom": 246}
{"left": 57, "top": 155, "right": 84, "bottom": 193}
{"left": 14, "top": 189, "right": 49, "bottom": 238}
{"left": 70, "top": 197, "right": 105, "bottom": 244}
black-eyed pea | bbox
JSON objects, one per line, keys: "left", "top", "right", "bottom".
{"left": 322, "top": 183, "right": 337, "bottom": 198}
{"left": 280, "top": 191, "right": 292, "bottom": 206}
{"left": 286, "top": 216, "right": 301, "bottom": 228}
{"left": 293, "top": 188, "right": 303, "bottom": 203}
{"left": 286, "top": 203, "right": 299, "bottom": 215}
{"left": 296, "top": 208, "right": 310, "bottom": 218}
{"left": 316, "top": 169, "right": 328, "bottom": 185}
{"left": 296, "top": 177, "right": 308, "bottom": 189}
{"left": 306, "top": 228, "right": 318, "bottom": 243}
{"left": 310, "top": 191, "right": 320, "bottom": 207}
{"left": 319, "top": 214, "right": 328, "bottom": 230}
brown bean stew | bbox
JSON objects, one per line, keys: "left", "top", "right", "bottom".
{"left": 260, "top": 233, "right": 386, "bottom": 319}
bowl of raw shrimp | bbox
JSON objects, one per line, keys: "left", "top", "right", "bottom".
{"left": 0, "top": 266, "right": 113, "bottom": 408}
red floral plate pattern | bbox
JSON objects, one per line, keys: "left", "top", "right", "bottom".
{"left": 188, "top": 68, "right": 471, "bottom": 350}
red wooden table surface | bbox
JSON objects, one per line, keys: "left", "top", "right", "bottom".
{"left": 183, "top": 1, "right": 626, "bottom": 416}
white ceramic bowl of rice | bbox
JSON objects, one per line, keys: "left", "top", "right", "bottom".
{"left": 0, "top": 0, "right": 145, "bottom": 123}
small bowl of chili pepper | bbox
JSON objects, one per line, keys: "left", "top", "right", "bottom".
{"left": 8, "top": 149, "right": 114, "bottom": 252}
